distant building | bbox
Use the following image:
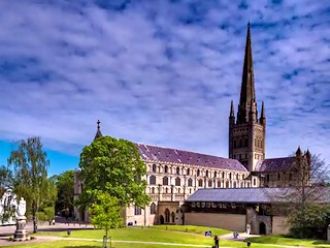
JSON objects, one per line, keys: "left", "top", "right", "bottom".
{"left": 74, "top": 24, "right": 312, "bottom": 233}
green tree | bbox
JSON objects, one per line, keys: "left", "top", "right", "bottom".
{"left": 8, "top": 137, "right": 50, "bottom": 233}
{"left": 79, "top": 136, "right": 150, "bottom": 209}
{"left": 0, "top": 165, "right": 13, "bottom": 198}
{"left": 89, "top": 191, "right": 122, "bottom": 248}
{"left": 53, "top": 170, "right": 74, "bottom": 218}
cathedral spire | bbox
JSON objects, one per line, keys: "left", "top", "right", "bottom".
{"left": 237, "top": 23, "right": 256, "bottom": 123}
{"left": 94, "top": 120, "right": 103, "bottom": 140}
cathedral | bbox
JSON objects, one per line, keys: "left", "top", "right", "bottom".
{"left": 74, "top": 24, "right": 311, "bottom": 233}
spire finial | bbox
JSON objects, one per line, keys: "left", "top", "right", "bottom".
{"left": 230, "top": 100, "right": 235, "bottom": 117}
{"left": 94, "top": 120, "right": 103, "bottom": 140}
{"left": 97, "top": 120, "right": 101, "bottom": 130}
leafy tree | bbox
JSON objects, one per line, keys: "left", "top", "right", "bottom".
{"left": 89, "top": 191, "right": 122, "bottom": 248}
{"left": 79, "top": 136, "right": 150, "bottom": 209}
{"left": 0, "top": 165, "right": 13, "bottom": 197}
{"left": 53, "top": 170, "right": 74, "bottom": 217}
{"left": 8, "top": 137, "right": 50, "bottom": 233}
{"left": 268, "top": 150, "right": 330, "bottom": 239}
{"left": 289, "top": 204, "right": 330, "bottom": 239}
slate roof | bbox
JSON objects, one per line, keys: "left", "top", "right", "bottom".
{"left": 136, "top": 144, "right": 248, "bottom": 172}
{"left": 254, "top": 157, "right": 295, "bottom": 173}
{"left": 186, "top": 187, "right": 330, "bottom": 204}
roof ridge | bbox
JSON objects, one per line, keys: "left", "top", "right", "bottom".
{"left": 263, "top": 156, "right": 295, "bottom": 161}
{"left": 136, "top": 143, "right": 237, "bottom": 161}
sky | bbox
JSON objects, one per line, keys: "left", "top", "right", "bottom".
{"left": 0, "top": 0, "right": 329, "bottom": 176}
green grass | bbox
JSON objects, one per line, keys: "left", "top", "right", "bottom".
{"left": 2, "top": 240, "right": 204, "bottom": 248}
{"left": 3, "top": 226, "right": 330, "bottom": 248}
{"left": 246, "top": 235, "right": 330, "bottom": 247}
{"left": 36, "top": 227, "right": 213, "bottom": 245}
{"left": 151, "top": 224, "right": 230, "bottom": 236}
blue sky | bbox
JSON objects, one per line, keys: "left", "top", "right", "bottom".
{"left": 0, "top": 0, "right": 329, "bottom": 175}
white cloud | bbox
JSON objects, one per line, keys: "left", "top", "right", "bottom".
{"left": 0, "top": 0, "right": 329, "bottom": 166}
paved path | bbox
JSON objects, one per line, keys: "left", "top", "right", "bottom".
{"left": 219, "top": 231, "right": 260, "bottom": 241}
{"left": 0, "top": 222, "right": 93, "bottom": 237}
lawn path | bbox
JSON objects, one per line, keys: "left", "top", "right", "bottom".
{"left": 35, "top": 236, "right": 310, "bottom": 248}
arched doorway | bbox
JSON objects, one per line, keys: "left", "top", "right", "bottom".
{"left": 159, "top": 215, "right": 164, "bottom": 224}
{"left": 259, "top": 222, "right": 266, "bottom": 235}
{"left": 165, "top": 209, "right": 170, "bottom": 223}
{"left": 171, "top": 212, "right": 175, "bottom": 223}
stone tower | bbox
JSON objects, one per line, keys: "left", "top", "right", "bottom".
{"left": 229, "top": 23, "right": 266, "bottom": 171}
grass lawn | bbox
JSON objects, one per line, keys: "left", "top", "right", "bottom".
{"left": 2, "top": 240, "right": 205, "bottom": 248}
{"left": 246, "top": 235, "right": 330, "bottom": 248}
{"left": 151, "top": 224, "right": 230, "bottom": 236}
{"left": 3, "top": 226, "right": 330, "bottom": 248}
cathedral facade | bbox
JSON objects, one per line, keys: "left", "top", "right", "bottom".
{"left": 74, "top": 24, "right": 310, "bottom": 228}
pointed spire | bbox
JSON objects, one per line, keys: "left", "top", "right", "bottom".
{"left": 261, "top": 101, "right": 265, "bottom": 118}
{"left": 230, "top": 100, "right": 235, "bottom": 117}
{"left": 237, "top": 23, "right": 256, "bottom": 123}
{"left": 296, "top": 146, "right": 302, "bottom": 157}
{"left": 260, "top": 101, "right": 266, "bottom": 124}
{"left": 94, "top": 120, "right": 103, "bottom": 140}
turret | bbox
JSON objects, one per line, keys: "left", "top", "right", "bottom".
{"left": 260, "top": 101, "right": 266, "bottom": 125}
{"left": 229, "top": 100, "right": 235, "bottom": 125}
{"left": 296, "top": 146, "right": 302, "bottom": 157}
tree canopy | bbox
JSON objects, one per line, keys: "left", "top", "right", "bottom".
{"left": 79, "top": 136, "right": 149, "bottom": 208}
{"left": 8, "top": 137, "right": 52, "bottom": 233}
{"left": 89, "top": 190, "right": 122, "bottom": 246}
{"left": 53, "top": 170, "right": 74, "bottom": 217}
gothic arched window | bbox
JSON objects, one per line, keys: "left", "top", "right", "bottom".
{"left": 152, "top": 164, "right": 157, "bottom": 173}
{"left": 208, "top": 180, "right": 212, "bottom": 187}
{"left": 176, "top": 167, "right": 180, "bottom": 175}
{"left": 188, "top": 178, "right": 193, "bottom": 187}
{"left": 214, "top": 171, "right": 217, "bottom": 178}
{"left": 205, "top": 170, "right": 209, "bottom": 177}
{"left": 186, "top": 168, "right": 190, "bottom": 175}
{"left": 175, "top": 177, "right": 181, "bottom": 186}
{"left": 150, "top": 203, "right": 156, "bottom": 215}
{"left": 164, "top": 165, "right": 168, "bottom": 173}
{"left": 217, "top": 181, "right": 221, "bottom": 188}
{"left": 149, "top": 175, "right": 156, "bottom": 185}
{"left": 163, "top": 176, "right": 169, "bottom": 185}
{"left": 197, "top": 169, "right": 200, "bottom": 177}
{"left": 198, "top": 179, "right": 203, "bottom": 187}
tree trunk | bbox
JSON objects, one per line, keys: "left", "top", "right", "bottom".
{"left": 32, "top": 202, "right": 38, "bottom": 233}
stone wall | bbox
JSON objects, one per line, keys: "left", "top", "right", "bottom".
{"left": 272, "top": 216, "right": 290, "bottom": 235}
{"left": 184, "top": 212, "right": 246, "bottom": 232}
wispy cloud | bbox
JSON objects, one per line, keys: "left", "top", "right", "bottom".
{"left": 0, "top": 0, "right": 329, "bottom": 170}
